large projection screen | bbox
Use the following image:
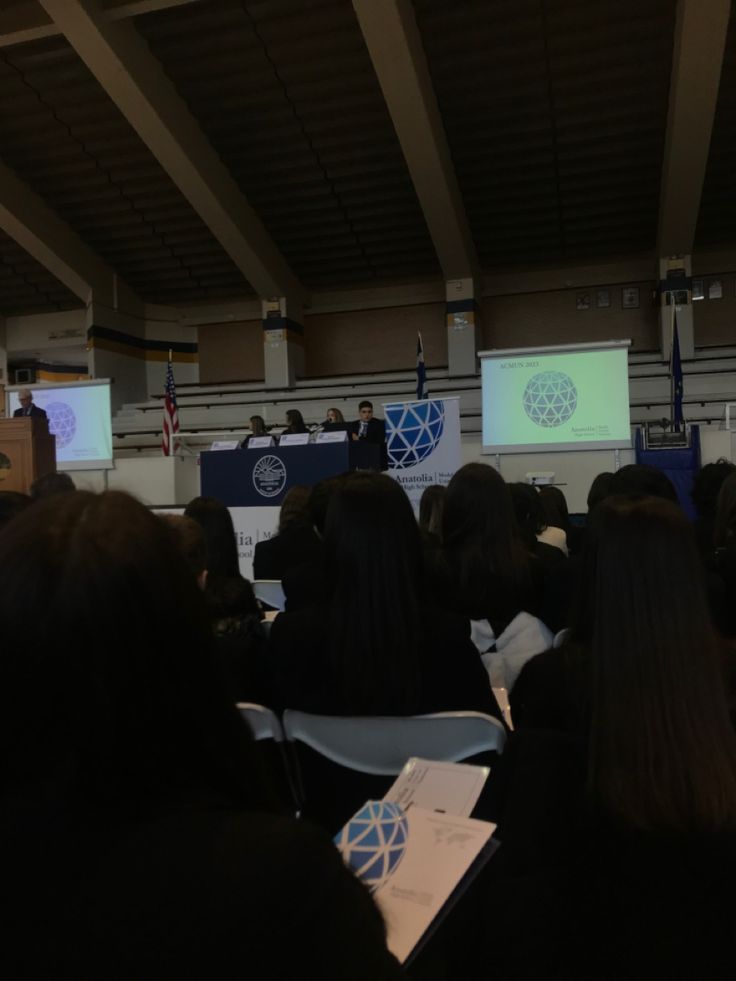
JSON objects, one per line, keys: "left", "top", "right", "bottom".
{"left": 6, "top": 380, "right": 113, "bottom": 471}
{"left": 480, "top": 341, "right": 631, "bottom": 454}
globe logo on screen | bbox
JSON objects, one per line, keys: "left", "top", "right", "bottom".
{"left": 252, "top": 454, "right": 286, "bottom": 498}
{"left": 46, "top": 402, "right": 77, "bottom": 448}
{"left": 335, "top": 801, "right": 408, "bottom": 891}
{"left": 386, "top": 399, "right": 445, "bottom": 469}
{"left": 522, "top": 371, "right": 578, "bottom": 428}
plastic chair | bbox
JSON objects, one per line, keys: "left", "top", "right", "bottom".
{"left": 282, "top": 710, "right": 506, "bottom": 776}
{"left": 237, "top": 702, "right": 285, "bottom": 742}
{"left": 253, "top": 580, "right": 286, "bottom": 612}
{"left": 552, "top": 627, "right": 571, "bottom": 649}
{"left": 237, "top": 703, "right": 300, "bottom": 813}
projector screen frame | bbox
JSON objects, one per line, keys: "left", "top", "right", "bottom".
{"left": 478, "top": 339, "right": 632, "bottom": 455}
{"left": 5, "top": 378, "right": 114, "bottom": 471}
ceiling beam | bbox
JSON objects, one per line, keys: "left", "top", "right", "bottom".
{"left": 658, "top": 0, "right": 731, "bottom": 256}
{"left": 0, "top": 157, "right": 129, "bottom": 308}
{"left": 352, "top": 0, "right": 478, "bottom": 280}
{"left": 0, "top": 0, "right": 205, "bottom": 47}
{"left": 39, "top": 0, "right": 303, "bottom": 301}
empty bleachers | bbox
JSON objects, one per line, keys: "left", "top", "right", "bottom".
{"left": 112, "top": 347, "right": 736, "bottom": 457}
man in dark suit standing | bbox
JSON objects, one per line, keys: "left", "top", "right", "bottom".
{"left": 13, "top": 389, "right": 47, "bottom": 421}
{"left": 350, "top": 400, "right": 387, "bottom": 469}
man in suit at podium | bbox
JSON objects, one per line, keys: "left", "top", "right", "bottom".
{"left": 350, "top": 400, "right": 387, "bottom": 469}
{"left": 14, "top": 389, "right": 47, "bottom": 421}
{"left": 350, "top": 400, "right": 384, "bottom": 444}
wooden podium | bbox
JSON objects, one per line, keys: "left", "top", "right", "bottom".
{"left": 0, "top": 417, "right": 56, "bottom": 493}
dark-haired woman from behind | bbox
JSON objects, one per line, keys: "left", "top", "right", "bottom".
{"left": 271, "top": 470, "right": 495, "bottom": 719}
{"left": 269, "top": 472, "right": 499, "bottom": 830}
{"left": 427, "top": 463, "right": 542, "bottom": 637}
{"left": 707, "top": 470, "right": 736, "bottom": 639}
{"left": 0, "top": 492, "right": 402, "bottom": 980}
{"left": 481, "top": 495, "right": 736, "bottom": 979}
{"left": 418, "top": 483, "right": 446, "bottom": 543}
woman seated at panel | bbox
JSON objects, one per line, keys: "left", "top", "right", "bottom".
{"left": 0, "top": 491, "right": 402, "bottom": 980}
{"left": 280, "top": 408, "right": 309, "bottom": 437}
{"left": 239, "top": 414, "right": 269, "bottom": 448}
{"left": 480, "top": 495, "right": 736, "bottom": 979}
{"left": 321, "top": 406, "right": 346, "bottom": 427}
{"left": 270, "top": 470, "right": 497, "bottom": 720}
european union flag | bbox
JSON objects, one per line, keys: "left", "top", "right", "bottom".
{"left": 671, "top": 314, "right": 684, "bottom": 430}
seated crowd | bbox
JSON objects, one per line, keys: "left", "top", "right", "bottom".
{"left": 2, "top": 459, "right": 736, "bottom": 978}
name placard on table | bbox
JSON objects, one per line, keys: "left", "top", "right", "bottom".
{"left": 316, "top": 430, "right": 348, "bottom": 443}
{"left": 279, "top": 432, "right": 310, "bottom": 446}
{"left": 247, "top": 436, "right": 275, "bottom": 448}
{"left": 210, "top": 440, "right": 240, "bottom": 451}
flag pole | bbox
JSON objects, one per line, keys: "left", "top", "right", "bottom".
{"left": 669, "top": 300, "right": 675, "bottom": 430}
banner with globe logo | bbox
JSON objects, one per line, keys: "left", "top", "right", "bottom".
{"left": 384, "top": 397, "right": 461, "bottom": 508}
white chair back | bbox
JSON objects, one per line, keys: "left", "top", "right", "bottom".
{"left": 282, "top": 710, "right": 506, "bottom": 776}
{"left": 253, "top": 579, "right": 286, "bottom": 612}
{"left": 237, "top": 703, "right": 285, "bottom": 742}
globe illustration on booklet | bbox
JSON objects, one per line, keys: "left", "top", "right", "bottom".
{"left": 335, "top": 801, "right": 409, "bottom": 890}
{"left": 46, "top": 402, "right": 77, "bottom": 449}
{"left": 386, "top": 399, "right": 445, "bottom": 469}
{"left": 522, "top": 371, "right": 578, "bottom": 428}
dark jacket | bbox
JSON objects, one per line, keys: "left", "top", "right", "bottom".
{"left": 13, "top": 404, "right": 47, "bottom": 420}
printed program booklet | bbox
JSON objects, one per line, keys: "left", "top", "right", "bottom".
{"left": 335, "top": 759, "right": 497, "bottom": 964}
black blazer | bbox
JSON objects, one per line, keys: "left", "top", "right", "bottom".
{"left": 13, "top": 404, "right": 47, "bottom": 420}
{"left": 349, "top": 416, "right": 385, "bottom": 445}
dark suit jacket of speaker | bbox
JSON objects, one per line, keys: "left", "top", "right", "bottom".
{"left": 349, "top": 416, "right": 388, "bottom": 469}
{"left": 349, "top": 416, "right": 385, "bottom": 444}
{"left": 13, "top": 404, "right": 48, "bottom": 421}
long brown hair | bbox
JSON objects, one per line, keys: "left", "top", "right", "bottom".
{"left": 714, "top": 471, "right": 736, "bottom": 548}
{"left": 586, "top": 496, "right": 736, "bottom": 830}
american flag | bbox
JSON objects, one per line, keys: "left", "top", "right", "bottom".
{"left": 162, "top": 355, "right": 179, "bottom": 456}
{"left": 416, "top": 331, "right": 428, "bottom": 399}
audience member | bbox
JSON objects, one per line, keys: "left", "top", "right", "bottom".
{"left": 159, "top": 513, "right": 208, "bottom": 589}
{"left": 708, "top": 470, "right": 736, "bottom": 638}
{"left": 271, "top": 470, "right": 494, "bottom": 717}
{"left": 586, "top": 470, "right": 613, "bottom": 512}
{"left": 695, "top": 459, "right": 736, "bottom": 554}
{"left": 0, "top": 491, "right": 402, "bottom": 978}
{"left": 427, "top": 463, "right": 541, "bottom": 636}
{"left": 271, "top": 472, "right": 495, "bottom": 715}
{"left": 0, "top": 490, "right": 31, "bottom": 530}
{"left": 184, "top": 495, "right": 240, "bottom": 579}
{"left": 418, "top": 483, "right": 446, "bottom": 540}
{"left": 162, "top": 512, "right": 269, "bottom": 703}
{"left": 253, "top": 484, "right": 320, "bottom": 582}
{"left": 607, "top": 462, "right": 678, "bottom": 503}
{"left": 538, "top": 483, "right": 583, "bottom": 555}
{"left": 279, "top": 475, "right": 343, "bottom": 612}
{"left": 270, "top": 471, "right": 499, "bottom": 831}
{"left": 484, "top": 495, "right": 736, "bottom": 979}
{"left": 509, "top": 482, "right": 566, "bottom": 570}
{"left": 29, "top": 470, "right": 76, "bottom": 500}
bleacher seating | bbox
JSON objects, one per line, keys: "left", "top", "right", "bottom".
{"left": 112, "top": 348, "right": 736, "bottom": 457}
